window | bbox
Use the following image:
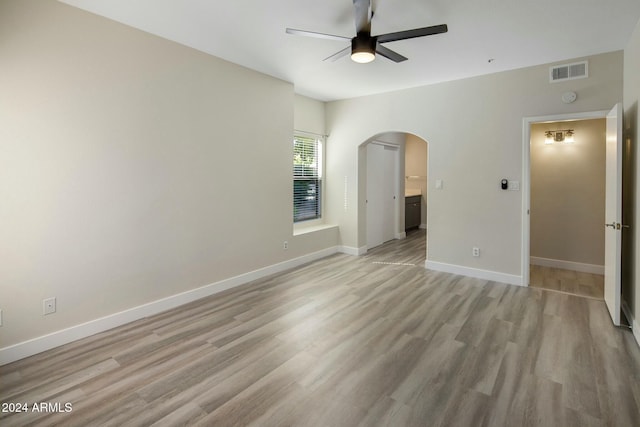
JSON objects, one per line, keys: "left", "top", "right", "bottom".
{"left": 293, "top": 134, "right": 322, "bottom": 222}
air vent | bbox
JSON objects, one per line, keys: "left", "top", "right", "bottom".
{"left": 549, "top": 61, "right": 588, "bottom": 83}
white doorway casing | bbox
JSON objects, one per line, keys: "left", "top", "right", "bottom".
{"left": 522, "top": 109, "right": 610, "bottom": 287}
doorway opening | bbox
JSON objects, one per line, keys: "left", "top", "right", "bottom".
{"left": 405, "top": 134, "right": 428, "bottom": 233}
{"left": 359, "top": 132, "right": 429, "bottom": 264}
{"left": 528, "top": 117, "right": 606, "bottom": 299}
{"left": 523, "top": 110, "right": 610, "bottom": 290}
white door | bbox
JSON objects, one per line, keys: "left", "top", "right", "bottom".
{"left": 367, "top": 143, "right": 384, "bottom": 248}
{"left": 604, "top": 103, "right": 623, "bottom": 326}
{"left": 381, "top": 145, "right": 397, "bottom": 243}
{"left": 366, "top": 143, "right": 397, "bottom": 249}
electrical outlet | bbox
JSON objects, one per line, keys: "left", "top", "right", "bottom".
{"left": 283, "top": 241, "right": 288, "bottom": 250}
{"left": 43, "top": 297, "right": 56, "bottom": 315}
{"left": 472, "top": 247, "right": 480, "bottom": 257}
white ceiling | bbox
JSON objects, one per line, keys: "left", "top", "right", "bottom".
{"left": 61, "top": 0, "right": 640, "bottom": 101}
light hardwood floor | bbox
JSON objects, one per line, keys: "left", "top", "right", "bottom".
{"left": 529, "top": 264, "right": 604, "bottom": 300}
{"left": 2, "top": 230, "right": 639, "bottom": 426}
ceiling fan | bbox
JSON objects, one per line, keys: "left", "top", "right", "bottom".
{"left": 286, "top": 0, "right": 448, "bottom": 64}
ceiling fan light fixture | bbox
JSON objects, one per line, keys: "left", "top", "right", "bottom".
{"left": 351, "top": 36, "right": 376, "bottom": 63}
{"left": 351, "top": 50, "right": 375, "bottom": 63}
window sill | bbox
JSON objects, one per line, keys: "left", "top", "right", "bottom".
{"left": 293, "top": 223, "right": 339, "bottom": 236}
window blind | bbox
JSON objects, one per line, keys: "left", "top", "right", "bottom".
{"left": 293, "top": 134, "right": 322, "bottom": 222}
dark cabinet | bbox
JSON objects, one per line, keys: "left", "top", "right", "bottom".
{"left": 405, "top": 195, "right": 421, "bottom": 230}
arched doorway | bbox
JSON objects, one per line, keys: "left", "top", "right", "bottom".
{"left": 358, "top": 132, "right": 429, "bottom": 261}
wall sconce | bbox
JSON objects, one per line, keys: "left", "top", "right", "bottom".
{"left": 544, "top": 129, "right": 574, "bottom": 144}
{"left": 544, "top": 131, "right": 554, "bottom": 145}
{"left": 564, "top": 130, "right": 574, "bottom": 143}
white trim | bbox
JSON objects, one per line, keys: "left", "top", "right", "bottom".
{"left": 369, "top": 140, "right": 401, "bottom": 148}
{"left": 419, "top": 223, "right": 427, "bottom": 230}
{"left": 522, "top": 109, "right": 610, "bottom": 288}
{"left": 425, "top": 260, "right": 523, "bottom": 286}
{"left": 0, "top": 246, "right": 339, "bottom": 366}
{"left": 339, "top": 245, "right": 367, "bottom": 256}
{"left": 396, "top": 232, "right": 407, "bottom": 240}
{"left": 530, "top": 257, "right": 604, "bottom": 275}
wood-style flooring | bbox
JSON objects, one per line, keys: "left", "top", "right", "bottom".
{"left": 529, "top": 264, "right": 604, "bottom": 300}
{"left": 2, "top": 230, "right": 639, "bottom": 426}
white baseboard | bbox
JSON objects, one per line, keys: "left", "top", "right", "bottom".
{"left": 530, "top": 256, "right": 604, "bottom": 275}
{"left": 425, "top": 260, "right": 523, "bottom": 286}
{"left": 0, "top": 246, "right": 340, "bottom": 366}
{"left": 339, "top": 245, "right": 367, "bottom": 256}
{"left": 419, "top": 223, "right": 427, "bottom": 230}
{"left": 396, "top": 232, "right": 407, "bottom": 240}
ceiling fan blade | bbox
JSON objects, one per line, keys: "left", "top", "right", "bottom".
{"left": 353, "top": 0, "right": 372, "bottom": 34}
{"left": 377, "top": 24, "right": 448, "bottom": 44}
{"left": 323, "top": 46, "right": 351, "bottom": 62}
{"left": 286, "top": 28, "right": 350, "bottom": 42}
{"left": 375, "top": 44, "right": 408, "bottom": 63}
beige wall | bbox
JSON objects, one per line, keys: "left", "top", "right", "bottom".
{"left": 405, "top": 134, "right": 428, "bottom": 226}
{"left": 294, "top": 94, "right": 326, "bottom": 136}
{"left": 326, "top": 51, "right": 623, "bottom": 277}
{"left": 0, "top": 0, "right": 337, "bottom": 349}
{"left": 624, "top": 17, "right": 640, "bottom": 336}
{"left": 530, "top": 120, "right": 606, "bottom": 266}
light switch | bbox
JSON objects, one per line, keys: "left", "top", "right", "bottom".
{"left": 435, "top": 179, "right": 443, "bottom": 190}
{"left": 509, "top": 180, "right": 520, "bottom": 191}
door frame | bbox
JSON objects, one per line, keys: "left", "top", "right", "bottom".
{"left": 522, "top": 109, "right": 610, "bottom": 286}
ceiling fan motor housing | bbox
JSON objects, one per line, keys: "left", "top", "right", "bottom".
{"left": 351, "top": 33, "right": 377, "bottom": 62}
